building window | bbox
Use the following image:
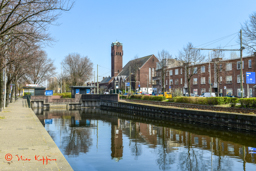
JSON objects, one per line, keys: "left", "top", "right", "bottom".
{"left": 250, "top": 88, "right": 253, "bottom": 97}
{"left": 226, "top": 89, "right": 233, "bottom": 96}
{"left": 220, "top": 76, "right": 222, "bottom": 83}
{"left": 180, "top": 78, "right": 182, "bottom": 84}
{"left": 118, "top": 70, "right": 119, "bottom": 73}
{"left": 249, "top": 59, "right": 252, "bottom": 68}
{"left": 237, "top": 75, "right": 244, "bottom": 83}
{"left": 226, "top": 63, "right": 232, "bottom": 71}
{"left": 237, "top": 88, "right": 245, "bottom": 97}
{"left": 170, "top": 70, "right": 173, "bottom": 76}
{"left": 152, "top": 68, "right": 155, "bottom": 77}
{"left": 226, "top": 76, "right": 232, "bottom": 84}
{"left": 193, "top": 67, "right": 197, "bottom": 74}
{"left": 166, "top": 80, "right": 168, "bottom": 85}
{"left": 201, "top": 88, "right": 206, "bottom": 95}
{"left": 201, "top": 77, "right": 205, "bottom": 84}
{"left": 175, "top": 69, "right": 179, "bottom": 75}
{"left": 220, "top": 89, "right": 223, "bottom": 93}
{"left": 189, "top": 68, "right": 191, "bottom": 75}
{"left": 180, "top": 68, "right": 182, "bottom": 74}
{"left": 193, "top": 89, "right": 198, "bottom": 95}
{"left": 219, "top": 64, "right": 222, "bottom": 72}
{"left": 175, "top": 79, "right": 179, "bottom": 85}
{"left": 193, "top": 78, "right": 197, "bottom": 85}
{"left": 149, "top": 68, "right": 151, "bottom": 84}
{"left": 201, "top": 66, "right": 205, "bottom": 73}
{"left": 237, "top": 61, "right": 244, "bottom": 70}
{"left": 170, "top": 79, "right": 173, "bottom": 85}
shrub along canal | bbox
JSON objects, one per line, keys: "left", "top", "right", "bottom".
{"left": 34, "top": 107, "right": 256, "bottom": 171}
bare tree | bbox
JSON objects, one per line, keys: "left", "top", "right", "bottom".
{"left": 178, "top": 43, "right": 205, "bottom": 96}
{"left": 62, "top": 53, "right": 93, "bottom": 86}
{"left": 157, "top": 50, "right": 172, "bottom": 93}
{"left": 242, "top": 12, "right": 256, "bottom": 53}
{"left": 212, "top": 50, "right": 225, "bottom": 97}
{"left": 25, "top": 50, "right": 56, "bottom": 85}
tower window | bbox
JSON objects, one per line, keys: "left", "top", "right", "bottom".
{"left": 116, "top": 52, "right": 117, "bottom": 55}
{"left": 118, "top": 70, "right": 119, "bottom": 73}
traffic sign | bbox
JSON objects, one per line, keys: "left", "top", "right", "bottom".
{"left": 138, "top": 84, "right": 140, "bottom": 87}
{"left": 125, "top": 82, "right": 130, "bottom": 86}
{"left": 169, "top": 86, "right": 171, "bottom": 89}
{"left": 45, "top": 90, "right": 53, "bottom": 96}
{"left": 44, "top": 119, "right": 52, "bottom": 124}
{"left": 246, "top": 72, "right": 255, "bottom": 84}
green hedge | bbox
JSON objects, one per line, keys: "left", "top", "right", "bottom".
{"left": 53, "top": 92, "right": 71, "bottom": 98}
{"left": 129, "top": 95, "right": 166, "bottom": 101}
{"left": 239, "top": 98, "right": 256, "bottom": 108}
{"left": 173, "top": 97, "right": 232, "bottom": 105}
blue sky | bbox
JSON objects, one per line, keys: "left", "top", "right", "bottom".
{"left": 42, "top": 0, "right": 256, "bottom": 82}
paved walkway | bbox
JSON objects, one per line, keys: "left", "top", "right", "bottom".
{"left": 0, "top": 99, "right": 73, "bottom": 171}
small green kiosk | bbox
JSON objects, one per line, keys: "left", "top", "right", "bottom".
{"left": 70, "top": 86, "right": 96, "bottom": 98}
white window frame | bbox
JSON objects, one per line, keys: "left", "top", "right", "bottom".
{"left": 170, "top": 70, "right": 173, "bottom": 76}
{"left": 237, "top": 61, "right": 244, "bottom": 70}
{"left": 175, "top": 79, "right": 179, "bottom": 85}
{"left": 170, "top": 79, "right": 173, "bottom": 85}
{"left": 226, "top": 75, "right": 232, "bottom": 84}
{"left": 201, "top": 66, "right": 205, "bottom": 73}
{"left": 248, "top": 59, "right": 252, "bottom": 68}
{"left": 201, "top": 77, "right": 205, "bottom": 84}
{"left": 193, "top": 67, "right": 197, "bottom": 74}
{"left": 226, "top": 63, "right": 232, "bottom": 71}
{"left": 193, "top": 78, "right": 197, "bottom": 85}
{"left": 180, "top": 68, "right": 182, "bottom": 74}
{"left": 175, "top": 69, "right": 179, "bottom": 75}
{"left": 237, "top": 75, "right": 244, "bottom": 83}
{"left": 180, "top": 78, "right": 182, "bottom": 84}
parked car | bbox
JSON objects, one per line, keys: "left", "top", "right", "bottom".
{"left": 184, "top": 93, "right": 198, "bottom": 97}
{"left": 199, "top": 92, "right": 216, "bottom": 97}
{"left": 123, "top": 93, "right": 128, "bottom": 95}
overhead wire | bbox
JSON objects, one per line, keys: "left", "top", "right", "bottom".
{"left": 195, "top": 32, "right": 238, "bottom": 48}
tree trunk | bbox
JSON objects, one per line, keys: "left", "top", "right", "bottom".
{"left": 10, "top": 84, "right": 14, "bottom": 103}
{"left": 15, "top": 79, "right": 17, "bottom": 101}
{"left": 0, "top": 60, "right": 3, "bottom": 111}
{"left": 5, "top": 83, "right": 10, "bottom": 107}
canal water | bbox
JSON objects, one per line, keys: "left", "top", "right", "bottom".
{"left": 34, "top": 108, "right": 256, "bottom": 171}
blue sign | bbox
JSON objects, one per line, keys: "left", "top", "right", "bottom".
{"left": 75, "top": 120, "right": 79, "bottom": 126}
{"left": 126, "top": 82, "right": 130, "bottom": 86}
{"left": 86, "top": 119, "right": 90, "bottom": 125}
{"left": 86, "top": 89, "right": 90, "bottom": 94}
{"left": 248, "top": 147, "right": 256, "bottom": 153}
{"left": 138, "top": 84, "right": 140, "bottom": 87}
{"left": 45, "top": 90, "right": 53, "bottom": 96}
{"left": 246, "top": 72, "right": 255, "bottom": 84}
{"left": 75, "top": 89, "right": 80, "bottom": 94}
{"left": 44, "top": 119, "right": 52, "bottom": 124}
{"left": 169, "top": 86, "right": 171, "bottom": 89}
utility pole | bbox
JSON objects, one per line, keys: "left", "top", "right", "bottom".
{"left": 97, "top": 65, "right": 99, "bottom": 94}
{"left": 94, "top": 71, "right": 95, "bottom": 94}
{"left": 240, "top": 29, "right": 244, "bottom": 98}
{"left": 147, "top": 75, "right": 149, "bottom": 94}
{"left": 61, "top": 65, "right": 62, "bottom": 93}
{"left": 129, "top": 66, "right": 131, "bottom": 93}
{"left": 209, "top": 52, "right": 212, "bottom": 95}
{"left": 3, "top": 59, "right": 6, "bottom": 109}
{"left": 192, "top": 30, "right": 244, "bottom": 97}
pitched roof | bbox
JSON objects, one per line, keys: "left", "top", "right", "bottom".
{"left": 100, "top": 76, "right": 112, "bottom": 83}
{"left": 118, "top": 55, "right": 153, "bottom": 76}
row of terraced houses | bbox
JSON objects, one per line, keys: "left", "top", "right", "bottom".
{"left": 153, "top": 53, "right": 256, "bottom": 97}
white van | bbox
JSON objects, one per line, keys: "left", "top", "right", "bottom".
{"left": 200, "top": 92, "right": 216, "bottom": 97}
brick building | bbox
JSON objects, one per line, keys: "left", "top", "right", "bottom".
{"left": 155, "top": 54, "right": 256, "bottom": 97}
{"left": 99, "top": 41, "right": 159, "bottom": 93}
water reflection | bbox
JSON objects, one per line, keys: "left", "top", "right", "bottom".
{"left": 34, "top": 108, "right": 256, "bottom": 171}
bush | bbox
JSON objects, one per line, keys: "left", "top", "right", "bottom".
{"left": 230, "top": 98, "right": 238, "bottom": 107}
{"left": 174, "top": 97, "right": 232, "bottom": 105}
{"left": 129, "top": 95, "right": 165, "bottom": 101}
{"left": 53, "top": 92, "right": 71, "bottom": 98}
{"left": 120, "top": 95, "right": 128, "bottom": 99}
{"left": 24, "top": 92, "right": 31, "bottom": 96}
{"left": 239, "top": 98, "right": 256, "bottom": 108}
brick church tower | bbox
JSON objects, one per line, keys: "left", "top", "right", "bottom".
{"left": 111, "top": 41, "right": 123, "bottom": 77}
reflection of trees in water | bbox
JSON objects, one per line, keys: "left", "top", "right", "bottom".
{"left": 63, "top": 128, "right": 92, "bottom": 156}
{"left": 130, "top": 141, "right": 142, "bottom": 160}
{"left": 156, "top": 147, "right": 176, "bottom": 171}
{"left": 213, "top": 156, "right": 233, "bottom": 171}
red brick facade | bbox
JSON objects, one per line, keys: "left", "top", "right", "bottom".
{"left": 159, "top": 55, "right": 256, "bottom": 97}
{"left": 111, "top": 42, "right": 123, "bottom": 77}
